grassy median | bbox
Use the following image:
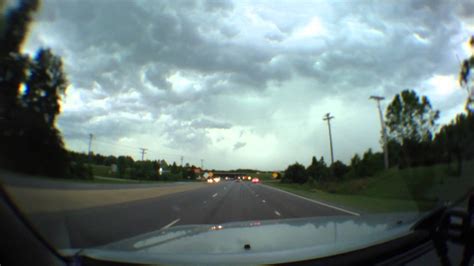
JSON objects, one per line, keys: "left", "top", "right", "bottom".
{"left": 4, "top": 182, "right": 207, "bottom": 214}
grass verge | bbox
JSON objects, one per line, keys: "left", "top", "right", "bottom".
{"left": 264, "top": 161, "right": 474, "bottom": 213}
{"left": 265, "top": 182, "right": 436, "bottom": 214}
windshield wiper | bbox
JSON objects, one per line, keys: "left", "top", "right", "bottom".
{"left": 412, "top": 191, "right": 474, "bottom": 266}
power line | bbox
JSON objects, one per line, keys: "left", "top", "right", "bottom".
{"left": 92, "top": 139, "right": 201, "bottom": 159}
{"left": 94, "top": 139, "right": 137, "bottom": 151}
{"left": 323, "top": 113, "right": 335, "bottom": 165}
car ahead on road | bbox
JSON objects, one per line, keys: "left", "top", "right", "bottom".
{"left": 207, "top": 177, "right": 221, "bottom": 184}
{"left": 251, "top": 177, "right": 260, "bottom": 184}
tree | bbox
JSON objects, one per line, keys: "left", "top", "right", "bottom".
{"left": 331, "top": 160, "right": 349, "bottom": 179}
{"left": 349, "top": 149, "right": 384, "bottom": 178}
{"left": 282, "top": 162, "right": 307, "bottom": 184}
{"left": 152, "top": 160, "right": 160, "bottom": 180}
{"left": 116, "top": 156, "right": 134, "bottom": 178}
{"left": 386, "top": 90, "right": 439, "bottom": 144}
{"left": 171, "top": 162, "right": 179, "bottom": 174}
{"left": 306, "top": 156, "right": 319, "bottom": 179}
{"left": 459, "top": 36, "right": 474, "bottom": 111}
{"left": 385, "top": 90, "right": 439, "bottom": 167}
{"left": 104, "top": 155, "right": 117, "bottom": 166}
{"left": 159, "top": 159, "right": 168, "bottom": 168}
{"left": 0, "top": 0, "right": 39, "bottom": 119}
{"left": 306, "top": 156, "right": 329, "bottom": 183}
{"left": 349, "top": 154, "right": 361, "bottom": 176}
{"left": 0, "top": 0, "right": 74, "bottom": 178}
{"left": 131, "top": 160, "right": 157, "bottom": 179}
{"left": 70, "top": 160, "right": 92, "bottom": 180}
{"left": 434, "top": 112, "right": 474, "bottom": 175}
{"left": 387, "top": 140, "right": 402, "bottom": 167}
{"left": 23, "top": 48, "right": 68, "bottom": 127}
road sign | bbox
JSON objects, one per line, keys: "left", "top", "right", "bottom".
{"left": 203, "top": 172, "right": 209, "bottom": 178}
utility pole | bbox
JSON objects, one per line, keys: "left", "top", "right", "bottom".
{"left": 370, "top": 95, "right": 389, "bottom": 169}
{"left": 323, "top": 113, "right": 335, "bottom": 165}
{"left": 139, "top": 148, "right": 147, "bottom": 161}
{"left": 88, "top": 133, "right": 94, "bottom": 155}
{"left": 200, "top": 159, "right": 204, "bottom": 169}
{"left": 180, "top": 156, "right": 184, "bottom": 167}
{"left": 87, "top": 133, "right": 94, "bottom": 166}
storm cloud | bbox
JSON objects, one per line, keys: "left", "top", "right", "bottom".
{"left": 22, "top": 0, "right": 474, "bottom": 169}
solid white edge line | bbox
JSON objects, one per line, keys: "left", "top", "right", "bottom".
{"left": 161, "top": 218, "right": 180, "bottom": 230}
{"left": 262, "top": 184, "right": 360, "bottom": 216}
{"left": 274, "top": 210, "right": 281, "bottom": 216}
{"left": 212, "top": 193, "right": 218, "bottom": 197}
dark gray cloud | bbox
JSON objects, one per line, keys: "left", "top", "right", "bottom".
{"left": 190, "top": 118, "right": 232, "bottom": 129}
{"left": 203, "top": 0, "right": 233, "bottom": 13}
{"left": 265, "top": 32, "right": 285, "bottom": 42}
{"left": 162, "top": 122, "right": 211, "bottom": 152}
{"left": 233, "top": 141, "right": 246, "bottom": 151}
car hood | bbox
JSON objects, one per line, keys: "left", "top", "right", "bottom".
{"left": 61, "top": 212, "right": 422, "bottom": 265}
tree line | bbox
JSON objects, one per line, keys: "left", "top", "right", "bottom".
{"left": 69, "top": 151, "right": 201, "bottom": 181}
{"left": 283, "top": 37, "right": 474, "bottom": 185}
{"left": 282, "top": 89, "right": 474, "bottom": 184}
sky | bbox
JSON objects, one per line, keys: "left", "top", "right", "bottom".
{"left": 18, "top": 0, "right": 474, "bottom": 170}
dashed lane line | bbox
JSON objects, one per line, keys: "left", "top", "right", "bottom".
{"left": 161, "top": 218, "right": 180, "bottom": 230}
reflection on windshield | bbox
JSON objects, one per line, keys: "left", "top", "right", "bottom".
{"left": 1, "top": 0, "right": 474, "bottom": 259}
{"left": 79, "top": 214, "right": 417, "bottom": 264}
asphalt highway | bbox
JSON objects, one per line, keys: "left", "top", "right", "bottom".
{"left": 26, "top": 180, "right": 358, "bottom": 249}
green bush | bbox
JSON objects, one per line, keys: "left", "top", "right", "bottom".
{"left": 282, "top": 162, "right": 308, "bottom": 184}
{"left": 70, "top": 161, "right": 93, "bottom": 180}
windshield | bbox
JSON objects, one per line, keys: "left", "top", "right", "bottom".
{"left": 1, "top": 0, "right": 474, "bottom": 262}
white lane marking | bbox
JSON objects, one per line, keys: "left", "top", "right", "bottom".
{"left": 274, "top": 210, "right": 281, "bottom": 216}
{"left": 262, "top": 184, "right": 360, "bottom": 216}
{"left": 212, "top": 193, "right": 218, "bottom": 198}
{"left": 161, "top": 218, "right": 180, "bottom": 230}
{"left": 262, "top": 200, "right": 266, "bottom": 203}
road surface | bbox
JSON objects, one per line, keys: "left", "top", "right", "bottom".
{"left": 20, "top": 180, "right": 357, "bottom": 249}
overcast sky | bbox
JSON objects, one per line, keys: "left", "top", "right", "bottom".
{"left": 21, "top": 0, "right": 474, "bottom": 170}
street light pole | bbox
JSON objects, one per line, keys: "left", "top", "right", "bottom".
{"left": 323, "top": 113, "right": 335, "bottom": 165}
{"left": 370, "top": 95, "right": 389, "bottom": 169}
